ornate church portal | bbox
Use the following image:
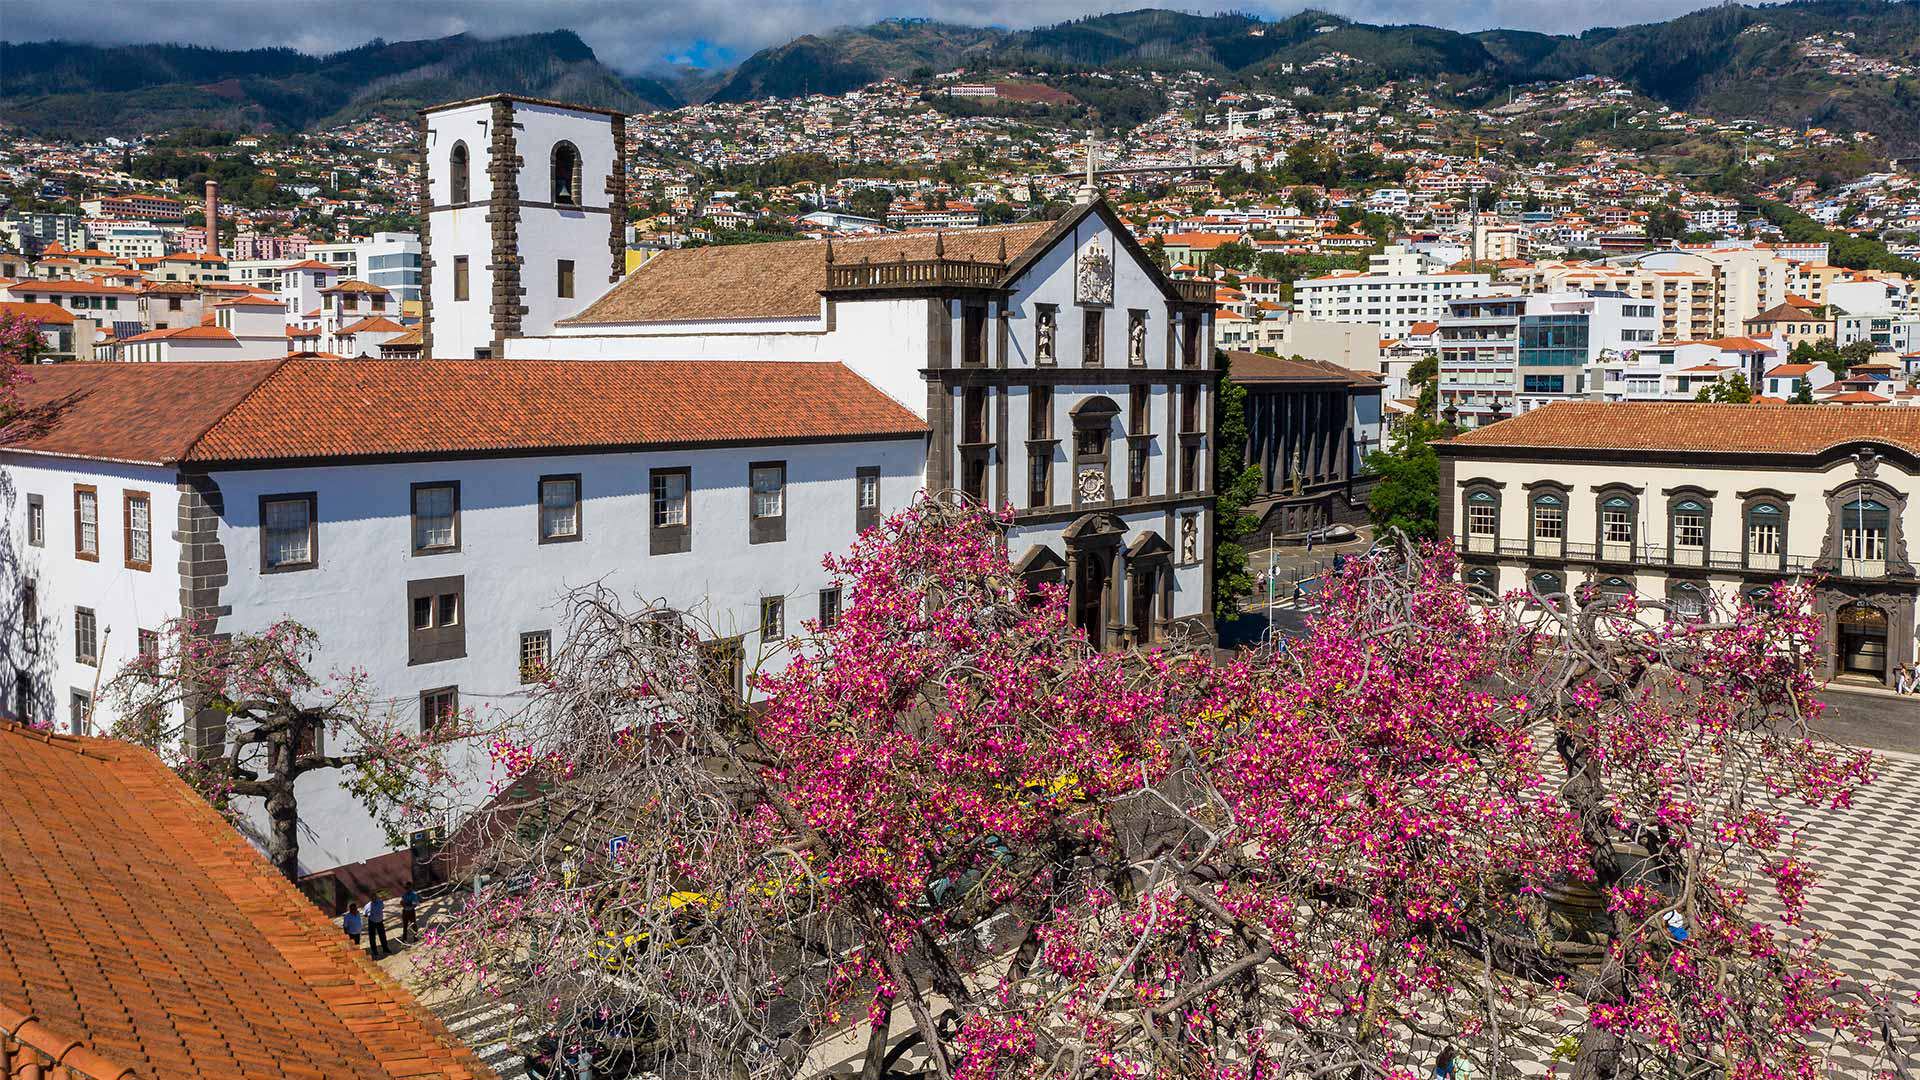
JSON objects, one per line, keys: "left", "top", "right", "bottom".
{"left": 1058, "top": 513, "right": 1171, "bottom": 650}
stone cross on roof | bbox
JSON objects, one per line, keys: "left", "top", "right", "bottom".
{"left": 1077, "top": 128, "right": 1099, "bottom": 205}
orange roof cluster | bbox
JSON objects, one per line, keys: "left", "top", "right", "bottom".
{"left": 1447, "top": 401, "right": 1920, "bottom": 456}
{"left": 0, "top": 721, "right": 495, "bottom": 1080}
{"left": 0, "top": 301, "right": 75, "bottom": 326}
{"left": 9, "top": 359, "right": 927, "bottom": 466}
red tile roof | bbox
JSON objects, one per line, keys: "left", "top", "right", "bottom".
{"left": 0, "top": 301, "right": 75, "bottom": 326}
{"left": 7, "top": 359, "right": 926, "bottom": 466}
{"left": 1446, "top": 401, "right": 1920, "bottom": 456}
{"left": 0, "top": 721, "right": 495, "bottom": 1080}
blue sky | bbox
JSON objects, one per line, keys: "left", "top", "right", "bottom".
{"left": 6, "top": 0, "right": 1738, "bottom": 74}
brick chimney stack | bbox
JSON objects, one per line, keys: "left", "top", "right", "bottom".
{"left": 204, "top": 180, "right": 219, "bottom": 257}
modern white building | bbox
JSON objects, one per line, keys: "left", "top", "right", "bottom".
{"left": 2, "top": 358, "right": 926, "bottom": 878}
{"left": 1293, "top": 245, "right": 1507, "bottom": 340}
{"left": 1436, "top": 291, "right": 1660, "bottom": 423}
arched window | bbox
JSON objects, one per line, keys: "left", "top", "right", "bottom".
{"left": 1597, "top": 492, "right": 1637, "bottom": 561}
{"left": 1669, "top": 580, "right": 1709, "bottom": 622}
{"left": 449, "top": 141, "right": 470, "bottom": 204}
{"left": 1583, "top": 574, "right": 1634, "bottom": 608}
{"left": 1463, "top": 565, "right": 1498, "bottom": 602}
{"left": 1840, "top": 496, "right": 1890, "bottom": 577}
{"left": 1743, "top": 584, "right": 1775, "bottom": 611}
{"left": 551, "top": 141, "right": 581, "bottom": 206}
{"left": 1744, "top": 501, "right": 1785, "bottom": 571}
{"left": 1529, "top": 570, "right": 1566, "bottom": 610}
{"left": 1668, "top": 495, "right": 1709, "bottom": 567}
{"left": 1529, "top": 490, "right": 1566, "bottom": 556}
{"left": 1464, "top": 487, "right": 1499, "bottom": 553}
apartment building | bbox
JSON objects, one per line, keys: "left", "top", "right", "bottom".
{"left": 1294, "top": 245, "right": 1507, "bottom": 340}
{"left": 1436, "top": 291, "right": 1659, "bottom": 423}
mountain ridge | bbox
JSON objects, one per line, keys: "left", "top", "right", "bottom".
{"left": 2, "top": 2, "right": 1916, "bottom": 149}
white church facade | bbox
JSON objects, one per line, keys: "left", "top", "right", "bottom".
{"left": 421, "top": 93, "right": 1222, "bottom": 646}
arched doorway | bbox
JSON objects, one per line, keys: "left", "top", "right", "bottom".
{"left": 1836, "top": 602, "right": 1889, "bottom": 680}
{"left": 1075, "top": 555, "right": 1108, "bottom": 643}
{"left": 1063, "top": 512, "right": 1127, "bottom": 650}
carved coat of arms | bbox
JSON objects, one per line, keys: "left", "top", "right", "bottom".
{"left": 1076, "top": 239, "right": 1114, "bottom": 307}
{"left": 1076, "top": 468, "right": 1110, "bottom": 503}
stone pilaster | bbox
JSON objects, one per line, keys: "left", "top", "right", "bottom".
{"left": 606, "top": 113, "right": 628, "bottom": 283}
{"left": 416, "top": 115, "right": 435, "bottom": 358}
{"left": 486, "top": 98, "right": 524, "bottom": 358}
{"left": 175, "top": 470, "right": 231, "bottom": 757}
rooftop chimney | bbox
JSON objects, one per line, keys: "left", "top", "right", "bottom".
{"left": 204, "top": 180, "right": 219, "bottom": 257}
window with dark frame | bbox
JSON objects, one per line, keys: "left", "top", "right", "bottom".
{"left": 700, "top": 638, "right": 744, "bottom": 700}
{"left": 412, "top": 483, "right": 459, "bottom": 554}
{"left": 1082, "top": 309, "right": 1103, "bottom": 366}
{"left": 749, "top": 463, "right": 786, "bottom": 545}
{"left": 407, "top": 576, "right": 466, "bottom": 665}
{"left": 650, "top": 468, "right": 692, "bottom": 554}
{"left": 1129, "top": 443, "right": 1148, "bottom": 499}
{"left": 519, "top": 631, "right": 551, "bottom": 684}
{"left": 855, "top": 467, "right": 881, "bottom": 533}
{"left": 70, "top": 689, "right": 92, "bottom": 737}
{"left": 962, "top": 304, "right": 988, "bottom": 366}
{"left": 123, "top": 491, "right": 151, "bottom": 571}
{"left": 538, "top": 476, "right": 581, "bottom": 543}
{"left": 1028, "top": 447, "right": 1052, "bottom": 508}
{"left": 1180, "top": 385, "right": 1200, "bottom": 433}
{"left": 1180, "top": 444, "right": 1202, "bottom": 493}
{"left": 420, "top": 686, "right": 459, "bottom": 740}
{"left": 262, "top": 494, "right": 317, "bottom": 572}
{"left": 26, "top": 494, "right": 43, "bottom": 547}
{"left": 551, "top": 142, "right": 581, "bottom": 205}
{"left": 1181, "top": 312, "right": 1202, "bottom": 368}
{"left": 759, "top": 596, "right": 785, "bottom": 641}
{"left": 557, "top": 259, "right": 575, "bottom": 299}
{"left": 453, "top": 256, "right": 470, "bottom": 302}
{"left": 21, "top": 581, "right": 36, "bottom": 646}
{"left": 819, "top": 587, "right": 842, "bottom": 629}
{"left": 1029, "top": 386, "right": 1052, "bottom": 440}
{"left": 1129, "top": 386, "right": 1149, "bottom": 436}
{"left": 449, "top": 141, "right": 471, "bottom": 203}
{"left": 138, "top": 627, "right": 159, "bottom": 663}
{"left": 962, "top": 386, "right": 988, "bottom": 444}
{"left": 75, "top": 607, "right": 97, "bottom": 666}
{"left": 73, "top": 485, "right": 98, "bottom": 560}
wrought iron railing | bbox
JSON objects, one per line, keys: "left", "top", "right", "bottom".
{"left": 1456, "top": 536, "right": 1827, "bottom": 575}
{"left": 825, "top": 257, "right": 1005, "bottom": 290}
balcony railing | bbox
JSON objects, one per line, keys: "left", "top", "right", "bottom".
{"left": 825, "top": 256, "right": 1006, "bottom": 291}
{"left": 1456, "top": 536, "right": 1827, "bottom": 575}
{"left": 1172, "top": 279, "right": 1217, "bottom": 304}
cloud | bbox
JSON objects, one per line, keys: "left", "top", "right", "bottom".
{"left": 2, "top": 0, "right": 1733, "bottom": 74}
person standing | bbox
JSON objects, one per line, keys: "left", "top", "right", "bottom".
{"left": 364, "top": 893, "right": 390, "bottom": 959}
{"left": 341, "top": 903, "right": 362, "bottom": 947}
{"left": 401, "top": 885, "right": 420, "bottom": 944}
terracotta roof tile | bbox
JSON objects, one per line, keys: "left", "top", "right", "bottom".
{"left": 6, "top": 359, "right": 926, "bottom": 466}
{"left": 1225, "top": 350, "right": 1379, "bottom": 386}
{"left": 0, "top": 301, "right": 76, "bottom": 325}
{"left": 1446, "top": 401, "right": 1920, "bottom": 456}
{"left": 565, "top": 222, "right": 1054, "bottom": 325}
{"left": 0, "top": 721, "right": 495, "bottom": 1080}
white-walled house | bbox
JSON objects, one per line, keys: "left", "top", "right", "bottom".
{"left": 2, "top": 358, "right": 925, "bottom": 880}
{"left": 418, "top": 95, "right": 1221, "bottom": 644}
{"left": 1439, "top": 401, "right": 1920, "bottom": 688}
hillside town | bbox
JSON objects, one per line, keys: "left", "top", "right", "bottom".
{"left": 3, "top": 7, "right": 1920, "bottom": 1079}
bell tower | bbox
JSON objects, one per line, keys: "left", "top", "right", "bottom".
{"left": 420, "top": 94, "right": 627, "bottom": 359}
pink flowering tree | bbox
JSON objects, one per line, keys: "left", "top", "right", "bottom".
{"left": 0, "top": 308, "right": 40, "bottom": 433}
{"left": 104, "top": 618, "right": 457, "bottom": 881}
{"left": 420, "top": 495, "right": 1908, "bottom": 1079}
